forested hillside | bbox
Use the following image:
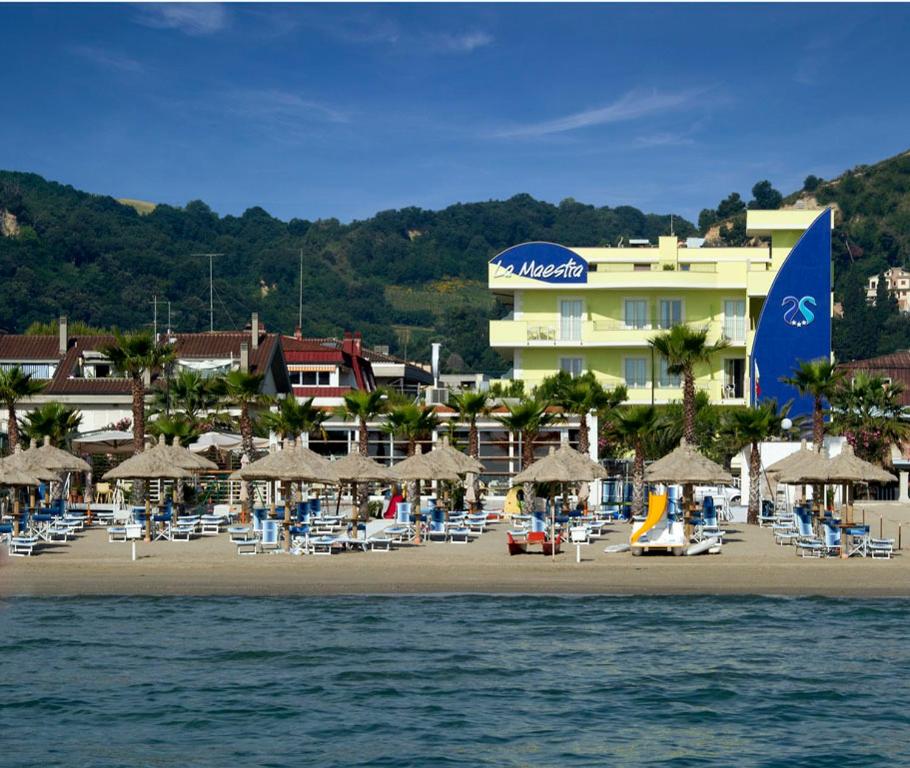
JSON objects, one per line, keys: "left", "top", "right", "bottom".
{"left": 0, "top": 171, "right": 694, "bottom": 373}
{"left": 3, "top": 151, "right": 910, "bottom": 372}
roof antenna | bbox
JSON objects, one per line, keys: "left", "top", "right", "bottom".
{"left": 193, "top": 252, "right": 223, "bottom": 332}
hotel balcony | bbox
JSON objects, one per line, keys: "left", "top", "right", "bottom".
{"left": 489, "top": 318, "right": 746, "bottom": 349}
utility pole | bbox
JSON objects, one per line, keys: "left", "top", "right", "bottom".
{"left": 192, "top": 253, "right": 223, "bottom": 332}
{"left": 298, "top": 249, "right": 304, "bottom": 331}
{"left": 167, "top": 301, "right": 172, "bottom": 337}
{"left": 151, "top": 294, "right": 158, "bottom": 342}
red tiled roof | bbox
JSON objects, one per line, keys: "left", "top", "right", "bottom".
{"left": 1, "top": 331, "right": 288, "bottom": 396}
{"left": 840, "top": 351, "right": 910, "bottom": 370}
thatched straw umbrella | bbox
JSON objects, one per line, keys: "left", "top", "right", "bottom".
{"left": 0, "top": 458, "right": 41, "bottom": 535}
{"left": 103, "top": 436, "right": 195, "bottom": 542}
{"left": 231, "top": 442, "right": 340, "bottom": 550}
{"left": 513, "top": 443, "right": 607, "bottom": 560}
{"left": 331, "top": 452, "right": 396, "bottom": 530}
{"left": 3, "top": 443, "right": 62, "bottom": 515}
{"left": 391, "top": 445, "right": 460, "bottom": 544}
{"left": 645, "top": 439, "right": 733, "bottom": 540}
{"left": 424, "top": 438, "right": 485, "bottom": 514}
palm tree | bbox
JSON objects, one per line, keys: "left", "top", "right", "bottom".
{"left": 539, "top": 371, "right": 627, "bottom": 454}
{"left": 830, "top": 372, "right": 910, "bottom": 464}
{"left": 147, "top": 413, "right": 199, "bottom": 447}
{"left": 337, "top": 390, "right": 387, "bottom": 456}
{"left": 449, "top": 391, "right": 490, "bottom": 459}
{"left": 649, "top": 325, "right": 729, "bottom": 442}
{"left": 609, "top": 406, "right": 659, "bottom": 518}
{"left": 0, "top": 366, "right": 45, "bottom": 451}
{"left": 383, "top": 404, "right": 439, "bottom": 457}
{"left": 101, "top": 332, "right": 175, "bottom": 458}
{"left": 158, "top": 370, "right": 221, "bottom": 420}
{"left": 262, "top": 396, "right": 328, "bottom": 445}
{"left": 494, "top": 396, "right": 560, "bottom": 470}
{"left": 724, "top": 401, "right": 786, "bottom": 525}
{"left": 19, "top": 402, "right": 82, "bottom": 447}
{"left": 783, "top": 358, "right": 843, "bottom": 450}
{"left": 221, "top": 369, "right": 267, "bottom": 445}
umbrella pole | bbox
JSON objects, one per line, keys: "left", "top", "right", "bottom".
{"left": 13, "top": 496, "right": 20, "bottom": 537}
{"left": 144, "top": 498, "right": 151, "bottom": 543}
{"left": 283, "top": 484, "right": 291, "bottom": 552}
{"left": 350, "top": 481, "right": 358, "bottom": 535}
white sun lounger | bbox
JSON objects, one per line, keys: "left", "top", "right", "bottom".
{"left": 9, "top": 536, "right": 39, "bottom": 556}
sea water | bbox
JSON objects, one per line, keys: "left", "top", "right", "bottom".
{"left": 1, "top": 595, "right": 909, "bottom": 767}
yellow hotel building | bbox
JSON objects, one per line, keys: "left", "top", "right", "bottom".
{"left": 488, "top": 209, "right": 832, "bottom": 404}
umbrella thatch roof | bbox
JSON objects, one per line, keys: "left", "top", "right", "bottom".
{"left": 826, "top": 444, "right": 896, "bottom": 483}
{"left": 158, "top": 441, "right": 218, "bottom": 471}
{"left": 778, "top": 444, "right": 896, "bottom": 484}
{"left": 775, "top": 448, "right": 834, "bottom": 484}
{"left": 331, "top": 452, "right": 396, "bottom": 482}
{"left": 0, "top": 458, "right": 41, "bottom": 486}
{"left": 765, "top": 440, "right": 817, "bottom": 477}
{"left": 230, "top": 442, "right": 339, "bottom": 483}
{"left": 426, "top": 438, "right": 485, "bottom": 476}
{"left": 28, "top": 436, "right": 91, "bottom": 472}
{"left": 513, "top": 444, "right": 608, "bottom": 484}
{"left": 3, "top": 445, "right": 60, "bottom": 482}
{"left": 102, "top": 436, "right": 196, "bottom": 481}
{"left": 645, "top": 439, "right": 733, "bottom": 485}
{"left": 391, "top": 445, "right": 460, "bottom": 482}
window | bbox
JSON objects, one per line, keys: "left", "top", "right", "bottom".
{"left": 723, "top": 359, "right": 745, "bottom": 399}
{"left": 657, "top": 357, "right": 681, "bottom": 388}
{"left": 559, "top": 299, "right": 583, "bottom": 341}
{"left": 624, "top": 299, "right": 648, "bottom": 329}
{"left": 559, "top": 357, "right": 583, "bottom": 378}
{"left": 658, "top": 299, "right": 682, "bottom": 329}
{"left": 624, "top": 357, "right": 648, "bottom": 388}
{"left": 291, "top": 371, "right": 331, "bottom": 386}
{"left": 723, "top": 300, "right": 746, "bottom": 342}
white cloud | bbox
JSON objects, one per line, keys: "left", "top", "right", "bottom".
{"left": 435, "top": 31, "right": 494, "bottom": 53}
{"left": 225, "top": 88, "right": 349, "bottom": 125}
{"left": 69, "top": 45, "right": 144, "bottom": 73}
{"left": 135, "top": 4, "right": 228, "bottom": 36}
{"left": 633, "top": 132, "right": 696, "bottom": 148}
{"left": 489, "top": 88, "right": 708, "bottom": 139}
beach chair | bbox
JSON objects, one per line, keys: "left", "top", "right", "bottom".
{"left": 759, "top": 500, "right": 777, "bottom": 528}
{"left": 869, "top": 538, "right": 895, "bottom": 559}
{"left": 9, "top": 535, "right": 39, "bottom": 556}
{"left": 448, "top": 519, "right": 471, "bottom": 544}
{"left": 821, "top": 520, "right": 842, "bottom": 558}
{"left": 794, "top": 507, "right": 824, "bottom": 558}
{"left": 309, "top": 535, "right": 340, "bottom": 555}
{"left": 696, "top": 497, "right": 726, "bottom": 544}
{"left": 0, "top": 522, "right": 12, "bottom": 544}
{"left": 530, "top": 508, "right": 548, "bottom": 533}
{"left": 259, "top": 519, "right": 281, "bottom": 553}
{"left": 569, "top": 525, "right": 590, "bottom": 545}
{"left": 427, "top": 508, "right": 448, "bottom": 542}
{"left": 385, "top": 502, "right": 414, "bottom": 543}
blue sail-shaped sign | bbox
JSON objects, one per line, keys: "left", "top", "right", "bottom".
{"left": 751, "top": 209, "right": 832, "bottom": 419}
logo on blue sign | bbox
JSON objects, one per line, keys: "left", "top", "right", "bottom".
{"left": 491, "top": 242, "right": 588, "bottom": 284}
{"left": 781, "top": 295, "right": 816, "bottom": 327}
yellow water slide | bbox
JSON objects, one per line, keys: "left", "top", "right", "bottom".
{"left": 630, "top": 493, "right": 667, "bottom": 545}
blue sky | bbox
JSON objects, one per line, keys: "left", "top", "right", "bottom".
{"left": 2, "top": 3, "right": 910, "bottom": 224}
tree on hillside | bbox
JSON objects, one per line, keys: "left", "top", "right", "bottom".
{"left": 803, "top": 175, "right": 822, "bottom": 192}
{"left": 748, "top": 180, "right": 783, "bottom": 210}
{"left": 716, "top": 193, "right": 746, "bottom": 219}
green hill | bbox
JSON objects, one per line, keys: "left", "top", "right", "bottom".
{"left": 0, "top": 171, "right": 695, "bottom": 373}
{"left": 3, "top": 153, "right": 909, "bottom": 372}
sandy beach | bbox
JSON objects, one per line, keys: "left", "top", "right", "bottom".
{"left": 3, "top": 502, "right": 910, "bottom": 598}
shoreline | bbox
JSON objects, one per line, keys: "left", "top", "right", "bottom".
{"left": 4, "top": 502, "right": 909, "bottom": 599}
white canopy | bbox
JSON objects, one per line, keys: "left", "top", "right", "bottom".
{"left": 188, "top": 432, "right": 269, "bottom": 453}
{"left": 71, "top": 430, "right": 136, "bottom": 455}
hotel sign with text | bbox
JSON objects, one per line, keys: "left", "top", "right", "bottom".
{"left": 491, "top": 242, "right": 588, "bottom": 284}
